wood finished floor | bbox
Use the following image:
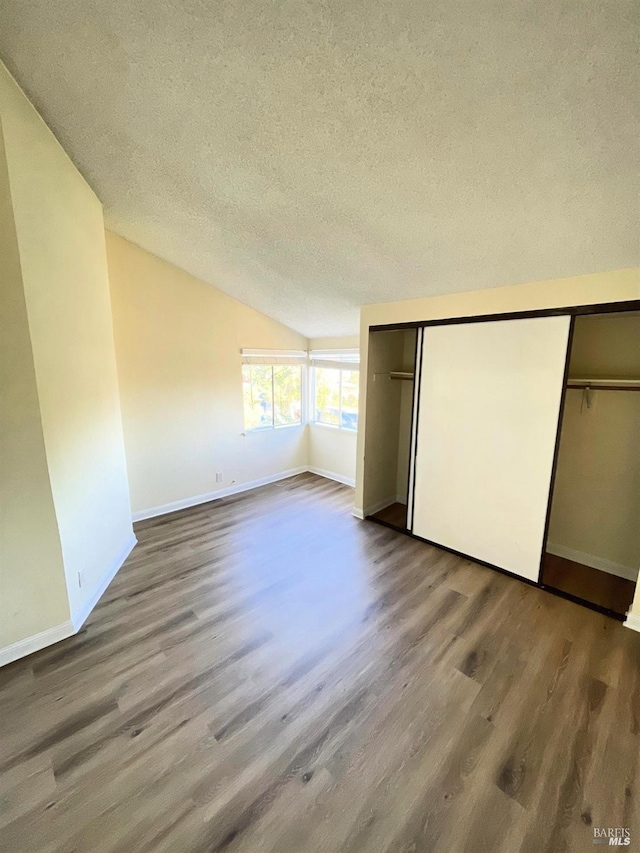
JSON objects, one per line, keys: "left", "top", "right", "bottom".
{"left": 1, "top": 473, "right": 640, "bottom": 853}
{"left": 370, "top": 501, "right": 408, "bottom": 530}
{"left": 542, "top": 553, "right": 636, "bottom": 617}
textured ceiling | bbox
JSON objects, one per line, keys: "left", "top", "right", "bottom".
{"left": 1, "top": 1, "right": 638, "bottom": 336}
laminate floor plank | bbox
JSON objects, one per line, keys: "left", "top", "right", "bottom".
{"left": 1, "top": 473, "right": 639, "bottom": 853}
{"left": 542, "top": 553, "right": 636, "bottom": 615}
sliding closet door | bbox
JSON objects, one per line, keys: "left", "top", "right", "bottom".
{"left": 412, "top": 316, "right": 570, "bottom": 581}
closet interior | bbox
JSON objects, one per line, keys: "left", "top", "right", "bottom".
{"left": 362, "top": 327, "right": 417, "bottom": 531}
{"left": 542, "top": 311, "right": 640, "bottom": 617}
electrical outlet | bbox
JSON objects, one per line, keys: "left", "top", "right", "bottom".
{"left": 216, "top": 472, "right": 223, "bottom": 483}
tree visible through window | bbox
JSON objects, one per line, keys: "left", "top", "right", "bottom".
{"left": 242, "top": 364, "right": 302, "bottom": 430}
{"left": 315, "top": 367, "right": 359, "bottom": 430}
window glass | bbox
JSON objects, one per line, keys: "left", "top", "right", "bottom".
{"left": 242, "top": 364, "right": 273, "bottom": 429}
{"left": 315, "top": 367, "right": 341, "bottom": 426}
{"left": 243, "top": 363, "right": 303, "bottom": 430}
{"left": 340, "top": 369, "right": 359, "bottom": 430}
{"left": 273, "top": 365, "right": 302, "bottom": 426}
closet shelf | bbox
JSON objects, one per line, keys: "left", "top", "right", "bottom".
{"left": 566, "top": 377, "right": 640, "bottom": 391}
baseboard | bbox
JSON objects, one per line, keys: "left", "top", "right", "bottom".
{"left": 307, "top": 466, "right": 355, "bottom": 488}
{"left": 71, "top": 532, "right": 138, "bottom": 631}
{"left": 395, "top": 495, "right": 408, "bottom": 506}
{"left": 0, "top": 533, "right": 138, "bottom": 669}
{"left": 624, "top": 612, "right": 640, "bottom": 633}
{"left": 352, "top": 506, "right": 365, "bottom": 520}
{"left": 547, "top": 542, "right": 639, "bottom": 582}
{"left": 363, "top": 495, "right": 398, "bottom": 517}
{"left": 0, "top": 620, "right": 75, "bottom": 669}
{"left": 132, "top": 467, "right": 308, "bottom": 522}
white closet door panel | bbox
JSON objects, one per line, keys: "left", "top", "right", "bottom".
{"left": 412, "top": 316, "right": 570, "bottom": 581}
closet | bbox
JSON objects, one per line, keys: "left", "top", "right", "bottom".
{"left": 362, "top": 327, "right": 417, "bottom": 530}
{"left": 363, "top": 302, "right": 640, "bottom": 620}
{"left": 542, "top": 312, "right": 640, "bottom": 616}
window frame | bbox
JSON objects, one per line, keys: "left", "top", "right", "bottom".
{"left": 309, "top": 350, "right": 360, "bottom": 432}
{"left": 241, "top": 357, "right": 306, "bottom": 433}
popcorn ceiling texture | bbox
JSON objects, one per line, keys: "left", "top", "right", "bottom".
{"left": 0, "top": 0, "right": 638, "bottom": 336}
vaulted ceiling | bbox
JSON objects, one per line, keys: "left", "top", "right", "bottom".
{"left": 1, "top": 1, "right": 638, "bottom": 336}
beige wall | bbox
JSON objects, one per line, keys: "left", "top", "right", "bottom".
{"left": 355, "top": 268, "right": 640, "bottom": 515}
{"left": 309, "top": 336, "right": 360, "bottom": 350}
{"left": 548, "top": 314, "right": 640, "bottom": 575}
{"left": 395, "top": 330, "right": 417, "bottom": 502}
{"left": 106, "top": 233, "right": 309, "bottom": 516}
{"left": 0, "top": 117, "right": 70, "bottom": 649}
{"left": 362, "top": 330, "right": 405, "bottom": 514}
{"left": 569, "top": 313, "right": 640, "bottom": 378}
{"left": 0, "top": 61, "right": 134, "bottom": 637}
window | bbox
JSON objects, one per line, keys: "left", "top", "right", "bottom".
{"left": 241, "top": 348, "right": 359, "bottom": 432}
{"left": 311, "top": 350, "right": 360, "bottom": 430}
{"left": 241, "top": 350, "right": 305, "bottom": 430}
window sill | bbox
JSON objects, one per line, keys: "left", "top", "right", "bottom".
{"left": 309, "top": 422, "right": 358, "bottom": 433}
{"left": 242, "top": 423, "right": 305, "bottom": 436}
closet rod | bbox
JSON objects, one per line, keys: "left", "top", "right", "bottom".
{"left": 372, "top": 371, "right": 415, "bottom": 381}
{"left": 390, "top": 371, "right": 414, "bottom": 381}
{"left": 566, "top": 378, "right": 640, "bottom": 391}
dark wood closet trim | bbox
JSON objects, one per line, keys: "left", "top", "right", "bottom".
{"left": 368, "top": 298, "right": 640, "bottom": 333}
